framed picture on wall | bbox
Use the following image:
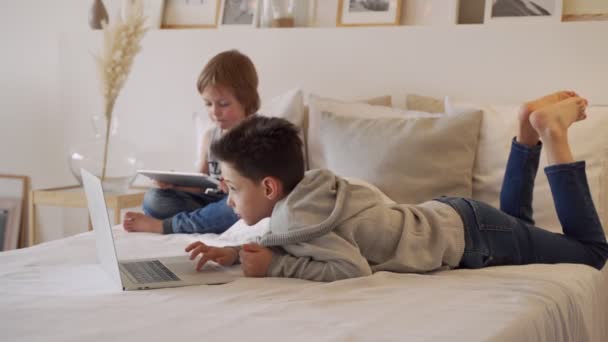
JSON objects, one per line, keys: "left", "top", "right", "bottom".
{"left": 219, "top": 0, "right": 259, "bottom": 27}
{"left": 122, "top": 0, "right": 166, "bottom": 28}
{"left": 402, "top": 0, "right": 460, "bottom": 25}
{"left": 162, "top": 0, "right": 221, "bottom": 28}
{"left": 0, "top": 175, "right": 29, "bottom": 251}
{"left": 484, "top": 0, "right": 563, "bottom": 23}
{"left": 337, "top": 0, "right": 403, "bottom": 26}
{"left": 562, "top": 0, "right": 608, "bottom": 21}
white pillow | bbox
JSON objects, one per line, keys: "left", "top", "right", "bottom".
{"left": 193, "top": 88, "right": 305, "bottom": 170}
{"left": 447, "top": 99, "right": 608, "bottom": 234}
{"left": 318, "top": 110, "right": 483, "bottom": 204}
{"left": 258, "top": 88, "right": 305, "bottom": 128}
{"left": 259, "top": 88, "right": 306, "bottom": 167}
{"left": 307, "top": 94, "right": 419, "bottom": 170}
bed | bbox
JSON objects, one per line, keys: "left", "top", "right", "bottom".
{"left": 4, "top": 94, "right": 608, "bottom": 341}
{"left": 2, "top": 226, "right": 608, "bottom": 342}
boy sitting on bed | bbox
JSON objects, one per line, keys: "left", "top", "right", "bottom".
{"left": 185, "top": 91, "right": 608, "bottom": 282}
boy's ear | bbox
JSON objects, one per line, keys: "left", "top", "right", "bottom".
{"left": 261, "top": 176, "right": 283, "bottom": 200}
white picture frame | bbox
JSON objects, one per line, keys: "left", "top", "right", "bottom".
{"left": 219, "top": 0, "right": 259, "bottom": 27}
{"left": 337, "top": 0, "right": 403, "bottom": 27}
{"left": 162, "top": 0, "right": 221, "bottom": 28}
{"left": 484, "top": 0, "right": 563, "bottom": 23}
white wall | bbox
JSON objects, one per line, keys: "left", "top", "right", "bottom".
{"left": 0, "top": 0, "right": 124, "bottom": 242}
{"left": 2, "top": 1, "right": 608, "bottom": 244}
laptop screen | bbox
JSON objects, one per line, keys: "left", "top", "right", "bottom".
{"left": 81, "top": 169, "right": 123, "bottom": 290}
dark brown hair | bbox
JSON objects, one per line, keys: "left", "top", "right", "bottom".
{"left": 196, "top": 50, "right": 260, "bottom": 115}
{"left": 211, "top": 116, "right": 305, "bottom": 192}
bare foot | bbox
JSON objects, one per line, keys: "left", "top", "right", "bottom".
{"left": 123, "top": 212, "right": 163, "bottom": 234}
{"left": 529, "top": 97, "right": 588, "bottom": 165}
{"left": 518, "top": 90, "right": 577, "bottom": 146}
{"left": 529, "top": 97, "right": 588, "bottom": 137}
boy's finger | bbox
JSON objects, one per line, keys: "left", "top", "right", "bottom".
{"left": 189, "top": 249, "right": 203, "bottom": 260}
{"left": 185, "top": 241, "right": 200, "bottom": 251}
{"left": 188, "top": 244, "right": 207, "bottom": 259}
{"left": 197, "top": 250, "right": 218, "bottom": 270}
{"left": 185, "top": 241, "right": 206, "bottom": 252}
{"left": 197, "top": 255, "right": 211, "bottom": 271}
{"left": 197, "top": 249, "right": 220, "bottom": 270}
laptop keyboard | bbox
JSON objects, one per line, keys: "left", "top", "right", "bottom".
{"left": 121, "top": 260, "right": 181, "bottom": 284}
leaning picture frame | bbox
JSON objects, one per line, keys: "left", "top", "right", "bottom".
{"left": 219, "top": 0, "right": 259, "bottom": 27}
{"left": 0, "top": 174, "right": 29, "bottom": 250}
{"left": 0, "top": 199, "right": 21, "bottom": 251}
{"left": 337, "top": 0, "right": 403, "bottom": 27}
{"left": 484, "top": 0, "right": 563, "bottom": 23}
{"left": 162, "top": 0, "right": 221, "bottom": 28}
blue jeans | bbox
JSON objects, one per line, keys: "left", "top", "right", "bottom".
{"left": 142, "top": 188, "right": 239, "bottom": 234}
{"left": 438, "top": 138, "right": 608, "bottom": 270}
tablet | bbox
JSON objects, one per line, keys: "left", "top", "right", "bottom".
{"left": 137, "top": 170, "right": 220, "bottom": 189}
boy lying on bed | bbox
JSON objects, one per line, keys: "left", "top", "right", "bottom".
{"left": 185, "top": 91, "right": 608, "bottom": 282}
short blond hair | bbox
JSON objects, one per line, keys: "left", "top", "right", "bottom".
{"left": 196, "top": 50, "right": 260, "bottom": 115}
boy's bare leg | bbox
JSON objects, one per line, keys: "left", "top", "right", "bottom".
{"left": 123, "top": 211, "right": 163, "bottom": 233}
{"left": 517, "top": 90, "right": 577, "bottom": 147}
{"left": 529, "top": 97, "right": 588, "bottom": 165}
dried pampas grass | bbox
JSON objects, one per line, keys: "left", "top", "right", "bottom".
{"left": 94, "top": 0, "right": 147, "bottom": 180}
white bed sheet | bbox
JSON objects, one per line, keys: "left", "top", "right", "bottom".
{"left": 1, "top": 227, "right": 607, "bottom": 342}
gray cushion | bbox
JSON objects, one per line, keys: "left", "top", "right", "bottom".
{"left": 319, "top": 110, "right": 483, "bottom": 204}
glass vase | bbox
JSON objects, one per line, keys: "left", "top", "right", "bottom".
{"left": 68, "top": 114, "right": 142, "bottom": 193}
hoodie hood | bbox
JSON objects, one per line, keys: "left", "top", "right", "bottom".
{"left": 258, "top": 169, "right": 376, "bottom": 246}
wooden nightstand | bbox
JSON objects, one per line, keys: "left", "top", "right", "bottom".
{"left": 28, "top": 186, "right": 148, "bottom": 246}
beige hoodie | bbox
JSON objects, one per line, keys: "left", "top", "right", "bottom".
{"left": 257, "top": 169, "right": 465, "bottom": 282}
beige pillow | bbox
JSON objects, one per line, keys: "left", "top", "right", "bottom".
{"left": 307, "top": 94, "right": 399, "bottom": 170}
{"left": 301, "top": 95, "right": 390, "bottom": 140}
{"left": 406, "top": 94, "right": 446, "bottom": 113}
{"left": 365, "top": 95, "right": 392, "bottom": 106}
{"left": 318, "top": 110, "right": 483, "bottom": 204}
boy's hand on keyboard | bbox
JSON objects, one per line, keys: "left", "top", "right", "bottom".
{"left": 185, "top": 241, "right": 239, "bottom": 271}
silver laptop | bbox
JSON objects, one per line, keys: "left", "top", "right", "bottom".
{"left": 81, "top": 168, "right": 240, "bottom": 291}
